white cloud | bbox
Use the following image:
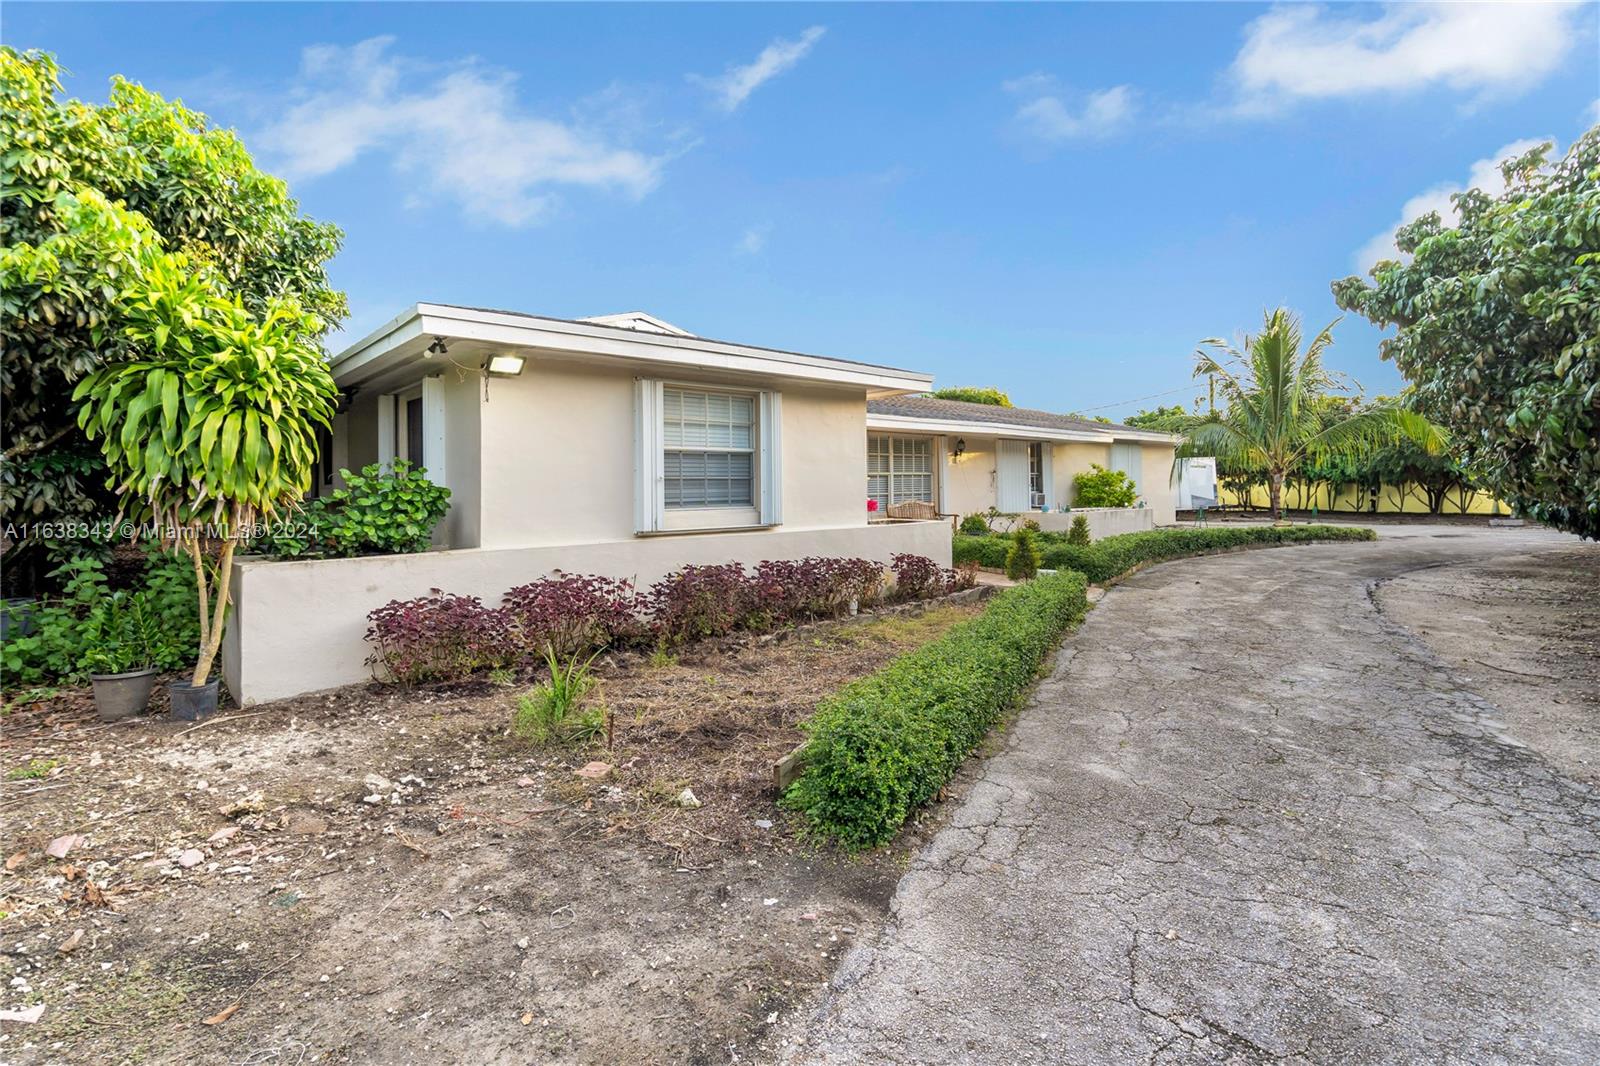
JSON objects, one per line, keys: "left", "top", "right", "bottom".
{"left": 1355, "top": 137, "right": 1552, "bottom": 270}
{"left": 260, "top": 37, "right": 664, "bottom": 226}
{"left": 1230, "top": 3, "right": 1583, "bottom": 112}
{"left": 737, "top": 225, "right": 770, "bottom": 255}
{"left": 1008, "top": 76, "right": 1137, "bottom": 141}
{"left": 691, "top": 26, "right": 826, "bottom": 112}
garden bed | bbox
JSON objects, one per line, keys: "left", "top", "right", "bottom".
{"left": 0, "top": 596, "right": 988, "bottom": 1064}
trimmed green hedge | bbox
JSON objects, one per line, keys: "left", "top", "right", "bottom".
{"left": 953, "top": 524, "right": 1376, "bottom": 583}
{"left": 782, "top": 571, "right": 1088, "bottom": 849}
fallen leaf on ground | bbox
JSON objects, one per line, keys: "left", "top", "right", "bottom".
{"left": 201, "top": 1002, "right": 240, "bottom": 1026}
{"left": 521, "top": 1012, "right": 533, "bottom": 1026}
{"left": 4, "top": 852, "right": 25, "bottom": 871}
{"left": 84, "top": 881, "right": 109, "bottom": 908}
{"left": 57, "top": 930, "right": 83, "bottom": 954}
{"left": 45, "top": 834, "right": 85, "bottom": 859}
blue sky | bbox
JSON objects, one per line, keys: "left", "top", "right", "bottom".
{"left": 9, "top": 2, "right": 1598, "bottom": 418}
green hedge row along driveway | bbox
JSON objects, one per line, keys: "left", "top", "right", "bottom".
{"left": 953, "top": 524, "right": 1376, "bottom": 584}
{"left": 783, "top": 571, "right": 1089, "bottom": 849}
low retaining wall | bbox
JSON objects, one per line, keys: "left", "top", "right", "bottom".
{"left": 221, "top": 520, "right": 952, "bottom": 706}
{"left": 1028, "top": 508, "right": 1155, "bottom": 538}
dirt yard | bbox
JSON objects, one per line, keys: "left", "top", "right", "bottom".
{"left": 0, "top": 599, "right": 988, "bottom": 1065}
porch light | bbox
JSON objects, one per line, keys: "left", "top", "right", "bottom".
{"left": 953, "top": 437, "right": 966, "bottom": 458}
{"left": 485, "top": 354, "right": 526, "bottom": 377}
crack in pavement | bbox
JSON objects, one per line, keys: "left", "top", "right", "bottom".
{"left": 779, "top": 526, "right": 1600, "bottom": 1066}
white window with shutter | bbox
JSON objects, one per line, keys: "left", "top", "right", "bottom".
{"left": 635, "top": 381, "right": 781, "bottom": 533}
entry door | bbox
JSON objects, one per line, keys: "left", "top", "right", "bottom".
{"left": 997, "top": 439, "right": 1032, "bottom": 512}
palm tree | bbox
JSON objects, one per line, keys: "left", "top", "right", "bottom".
{"left": 1179, "top": 309, "right": 1444, "bottom": 523}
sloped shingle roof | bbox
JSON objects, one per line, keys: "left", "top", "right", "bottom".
{"left": 867, "top": 395, "right": 1146, "bottom": 436}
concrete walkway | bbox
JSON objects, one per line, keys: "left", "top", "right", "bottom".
{"left": 785, "top": 526, "right": 1600, "bottom": 1065}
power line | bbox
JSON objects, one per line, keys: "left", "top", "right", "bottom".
{"left": 1074, "top": 382, "right": 1201, "bottom": 414}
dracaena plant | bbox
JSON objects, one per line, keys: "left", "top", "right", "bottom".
{"left": 74, "top": 251, "right": 336, "bottom": 688}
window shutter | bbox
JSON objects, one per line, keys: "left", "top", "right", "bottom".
{"left": 936, "top": 436, "right": 950, "bottom": 514}
{"left": 634, "top": 378, "right": 665, "bottom": 532}
{"left": 997, "top": 440, "right": 1030, "bottom": 511}
{"left": 759, "top": 390, "right": 783, "bottom": 526}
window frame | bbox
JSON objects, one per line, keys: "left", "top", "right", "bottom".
{"left": 867, "top": 433, "right": 937, "bottom": 511}
{"left": 661, "top": 386, "right": 758, "bottom": 512}
{"left": 635, "top": 379, "right": 782, "bottom": 535}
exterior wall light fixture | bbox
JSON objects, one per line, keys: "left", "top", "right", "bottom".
{"left": 485, "top": 354, "right": 526, "bottom": 377}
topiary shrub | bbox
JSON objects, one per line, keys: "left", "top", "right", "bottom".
{"left": 958, "top": 513, "right": 991, "bottom": 536}
{"left": 1067, "top": 514, "right": 1092, "bottom": 546}
{"left": 783, "top": 571, "right": 1089, "bottom": 848}
{"left": 1072, "top": 464, "right": 1138, "bottom": 508}
{"left": 1005, "top": 526, "right": 1042, "bottom": 580}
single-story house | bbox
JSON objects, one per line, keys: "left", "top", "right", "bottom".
{"left": 223, "top": 305, "right": 951, "bottom": 704}
{"left": 864, "top": 395, "right": 1181, "bottom": 534}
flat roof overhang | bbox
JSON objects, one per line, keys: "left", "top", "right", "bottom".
{"left": 330, "top": 304, "right": 934, "bottom": 398}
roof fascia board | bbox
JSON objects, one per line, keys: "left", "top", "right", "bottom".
{"left": 865, "top": 412, "right": 1111, "bottom": 443}
{"left": 331, "top": 305, "right": 931, "bottom": 392}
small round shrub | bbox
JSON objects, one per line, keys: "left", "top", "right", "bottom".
{"left": 1067, "top": 514, "right": 1091, "bottom": 546}
{"left": 1005, "top": 527, "right": 1042, "bottom": 580}
{"left": 958, "top": 513, "right": 990, "bottom": 536}
{"left": 1071, "top": 464, "right": 1138, "bottom": 508}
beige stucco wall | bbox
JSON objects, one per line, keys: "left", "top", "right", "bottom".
{"left": 942, "top": 435, "right": 999, "bottom": 517}
{"left": 1142, "top": 442, "right": 1178, "bottom": 525}
{"left": 343, "top": 390, "right": 381, "bottom": 474}
{"left": 221, "top": 519, "right": 952, "bottom": 705}
{"left": 471, "top": 362, "right": 868, "bottom": 548}
{"left": 336, "top": 361, "right": 873, "bottom": 550}
{"left": 439, "top": 371, "right": 483, "bottom": 549}
{"left": 1032, "top": 507, "right": 1155, "bottom": 538}
{"left": 1053, "top": 441, "right": 1113, "bottom": 507}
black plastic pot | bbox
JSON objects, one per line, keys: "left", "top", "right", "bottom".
{"left": 169, "top": 678, "right": 221, "bottom": 721}
{"left": 90, "top": 667, "right": 159, "bottom": 722}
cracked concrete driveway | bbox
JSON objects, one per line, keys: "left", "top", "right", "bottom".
{"left": 785, "top": 525, "right": 1600, "bottom": 1065}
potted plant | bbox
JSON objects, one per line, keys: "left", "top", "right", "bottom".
{"left": 80, "top": 591, "right": 161, "bottom": 721}
{"left": 74, "top": 255, "right": 337, "bottom": 720}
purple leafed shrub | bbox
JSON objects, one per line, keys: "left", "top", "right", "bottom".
{"left": 366, "top": 591, "right": 520, "bottom": 685}
{"left": 890, "top": 553, "right": 947, "bottom": 601}
{"left": 502, "top": 573, "right": 641, "bottom": 657}
{"left": 647, "top": 563, "right": 753, "bottom": 643}
{"left": 754, "top": 557, "right": 884, "bottom": 623}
